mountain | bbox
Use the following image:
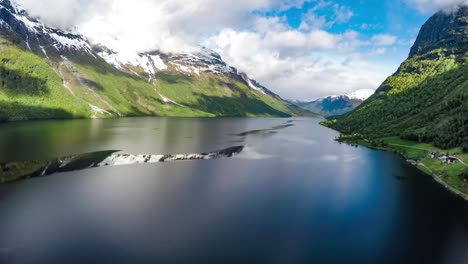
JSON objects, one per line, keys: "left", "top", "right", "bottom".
{"left": 325, "top": 7, "right": 468, "bottom": 150}
{"left": 0, "top": 0, "right": 309, "bottom": 122}
{"left": 291, "top": 89, "right": 374, "bottom": 117}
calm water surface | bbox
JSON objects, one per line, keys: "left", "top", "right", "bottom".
{"left": 1, "top": 117, "right": 468, "bottom": 264}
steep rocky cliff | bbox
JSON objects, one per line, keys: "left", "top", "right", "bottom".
{"left": 409, "top": 7, "right": 468, "bottom": 57}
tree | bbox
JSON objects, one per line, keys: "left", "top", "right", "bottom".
{"left": 461, "top": 168, "right": 468, "bottom": 181}
{"left": 463, "top": 141, "right": 468, "bottom": 153}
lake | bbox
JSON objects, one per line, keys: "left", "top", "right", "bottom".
{"left": 1, "top": 117, "right": 468, "bottom": 264}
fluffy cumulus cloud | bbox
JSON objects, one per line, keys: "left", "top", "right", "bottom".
{"left": 13, "top": 0, "right": 404, "bottom": 100}
{"left": 15, "top": 0, "right": 309, "bottom": 53}
{"left": 15, "top": 0, "right": 314, "bottom": 51}
{"left": 371, "top": 34, "right": 398, "bottom": 46}
{"left": 205, "top": 22, "right": 396, "bottom": 100}
{"left": 405, "top": 0, "right": 468, "bottom": 13}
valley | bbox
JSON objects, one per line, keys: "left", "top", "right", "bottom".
{"left": 0, "top": 0, "right": 468, "bottom": 263}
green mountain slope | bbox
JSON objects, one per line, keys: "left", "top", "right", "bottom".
{"left": 326, "top": 7, "right": 468, "bottom": 151}
{"left": 0, "top": 0, "right": 310, "bottom": 122}
{"left": 0, "top": 39, "right": 208, "bottom": 121}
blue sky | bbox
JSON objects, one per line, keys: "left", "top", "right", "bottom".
{"left": 16, "top": 0, "right": 460, "bottom": 100}
{"left": 281, "top": 0, "right": 429, "bottom": 35}
{"left": 202, "top": 0, "right": 439, "bottom": 100}
{"left": 267, "top": 0, "right": 430, "bottom": 64}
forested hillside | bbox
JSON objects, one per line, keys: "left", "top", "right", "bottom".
{"left": 326, "top": 7, "right": 468, "bottom": 151}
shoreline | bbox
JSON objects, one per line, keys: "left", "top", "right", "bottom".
{"left": 371, "top": 145, "right": 468, "bottom": 202}
{"left": 330, "top": 133, "right": 468, "bottom": 202}
{"left": 0, "top": 115, "right": 307, "bottom": 126}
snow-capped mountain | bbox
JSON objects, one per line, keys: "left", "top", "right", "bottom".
{"left": 95, "top": 46, "right": 276, "bottom": 96}
{"left": 291, "top": 89, "right": 375, "bottom": 117}
{"left": 0, "top": 0, "right": 277, "bottom": 96}
{"left": 0, "top": 0, "right": 94, "bottom": 59}
{"left": 0, "top": 0, "right": 305, "bottom": 121}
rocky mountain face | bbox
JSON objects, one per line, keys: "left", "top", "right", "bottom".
{"left": 292, "top": 89, "right": 374, "bottom": 117}
{"left": 95, "top": 46, "right": 277, "bottom": 97}
{"left": 0, "top": 0, "right": 307, "bottom": 121}
{"left": 409, "top": 6, "right": 468, "bottom": 57}
{"left": 327, "top": 7, "right": 468, "bottom": 150}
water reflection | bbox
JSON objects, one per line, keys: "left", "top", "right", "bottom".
{"left": 0, "top": 120, "right": 297, "bottom": 183}
{"left": 1, "top": 117, "right": 468, "bottom": 263}
{"left": 0, "top": 117, "right": 288, "bottom": 163}
{"left": 0, "top": 146, "right": 244, "bottom": 183}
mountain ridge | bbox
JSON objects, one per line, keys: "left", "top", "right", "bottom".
{"left": 326, "top": 7, "right": 468, "bottom": 150}
{"left": 291, "top": 89, "right": 374, "bottom": 117}
{"left": 0, "top": 0, "right": 311, "bottom": 121}
{"left": 409, "top": 6, "right": 468, "bottom": 58}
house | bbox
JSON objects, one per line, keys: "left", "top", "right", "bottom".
{"left": 447, "top": 156, "right": 458, "bottom": 164}
{"left": 430, "top": 152, "right": 458, "bottom": 165}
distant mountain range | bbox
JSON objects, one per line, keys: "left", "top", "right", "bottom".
{"left": 326, "top": 7, "right": 468, "bottom": 150}
{"left": 0, "top": 0, "right": 311, "bottom": 122}
{"left": 290, "top": 89, "right": 374, "bottom": 117}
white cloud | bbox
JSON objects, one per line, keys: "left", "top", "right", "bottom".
{"left": 333, "top": 4, "right": 354, "bottom": 23}
{"left": 15, "top": 0, "right": 312, "bottom": 53}
{"left": 14, "top": 0, "right": 107, "bottom": 29}
{"left": 404, "top": 0, "right": 468, "bottom": 13}
{"left": 255, "top": 17, "right": 289, "bottom": 33}
{"left": 206, "top": 24, "right": 396, "bottom": 100}
{"left": 13, "top": 0, "right": 399, "bottom": 100}
{"left": 371, "top": 34, "right": 398, "bottom": 46}
{"left": 360, "top": 23, "right": 381, "bottom": 30}
{"left": 299, "top": 11, "right": 330, "bottom": 30}
{"left": 368, "top": 48, "right": 388, "bottom": 56}
{"left": 299, "top": 2, "right": 353, "bottom": 30}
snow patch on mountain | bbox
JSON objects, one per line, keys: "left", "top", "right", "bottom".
{"left": 98, "top": 51, "right": 167, "bottom": 71}
{"left": 307, "top": 89, "right": 374, "bottom": 103}
{"left": 157, "top": 92, "right": 186, "bottom": 107}
{"left": 96, "top": 46, "right": 277, "bottom": 96}
{"left": 167, "top": 47, "right": 236, "bottom": 76}
{"left": 239, "top": 73, "right": 269, "bottom": 95}
{"left": 150, "top": 55, "right": 167, "bottom": 71}
{"left": 97, "top": 50, "right": 167, "bottom": 81}
{"left": 0, "top": 0, "right": 94, "bottom": 56}
{"left": 97, "top": 47, "right": 235, "bottom": 77}
{"left": 49, "top": 33, "right": 94, "bottom": 54}
{"left": 0, "top": 0, "right": 284, "bottom": 102}
{"left": 290, "top": 89, "right": 376, "bottom": 117}
{"left": 245, "top": 78, "right": 266, "bottom": 94}
{"left": 346, "top": 89, "right": 375, "bottom": 101}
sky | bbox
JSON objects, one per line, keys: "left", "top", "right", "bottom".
{"left": 13, "top": 0, "right": 468, "bottom": 100}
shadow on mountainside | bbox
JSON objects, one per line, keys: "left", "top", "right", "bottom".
{"left": 186, "top": 93, "right": 291, "bottom": 117}
{"left": 157, "top": 72, "right": 195, "bottom": 84}
{"left": 0, "top": 64, "right": 50, "bottom": 96}
{"left": 78, "top": 77, "right": 106, "bottom": 91}
{"left": 0, "top": 101, "right": 75, "bottom": 122}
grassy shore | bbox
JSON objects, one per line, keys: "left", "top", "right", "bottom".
{"left": 333, "top": 133, "right": 468, "bottom": 200}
